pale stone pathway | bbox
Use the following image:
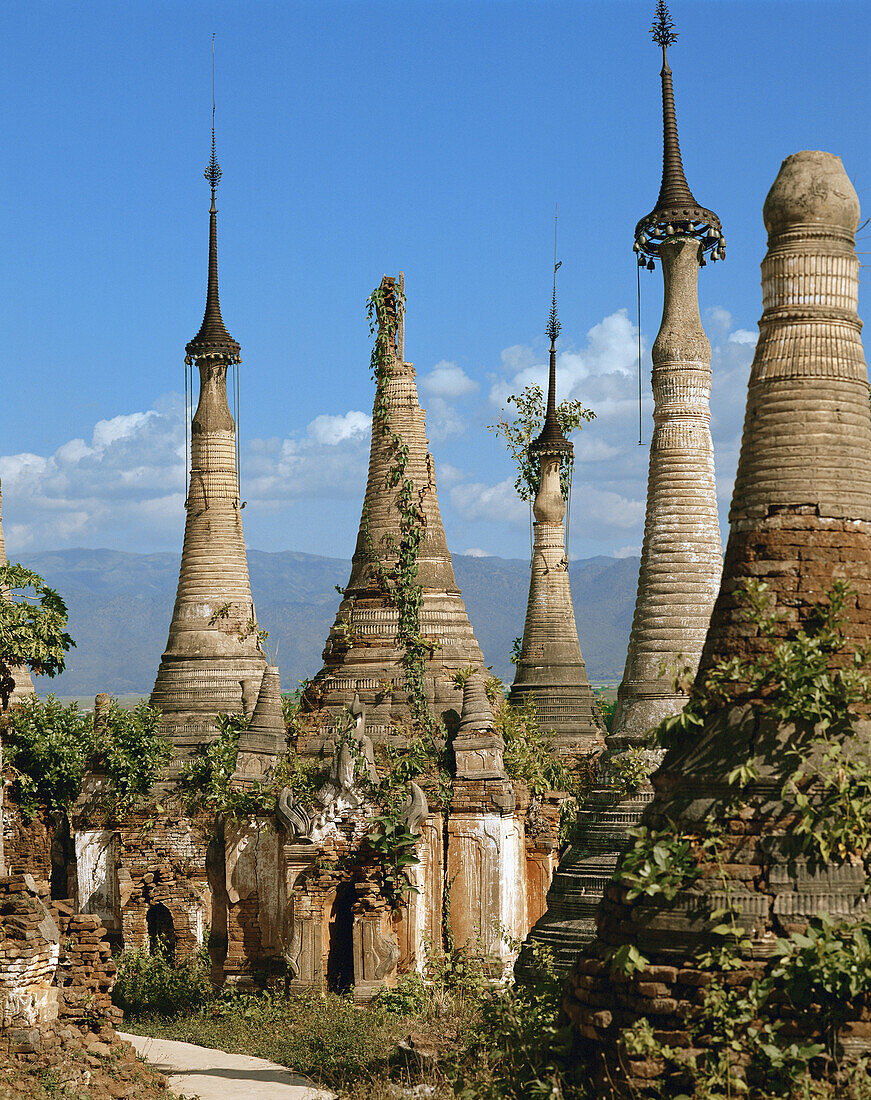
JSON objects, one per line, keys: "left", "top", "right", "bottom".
{"left": 121, "top": 1033, "right": 334, "bottom": 1100}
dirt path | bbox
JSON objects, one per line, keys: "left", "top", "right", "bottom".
{"left": 120, "top": 1033, "right": 335, "bottom": 1100}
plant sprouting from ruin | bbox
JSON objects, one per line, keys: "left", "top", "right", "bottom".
{"left": 488, "top": 384, "right": 594, "bottom": 503}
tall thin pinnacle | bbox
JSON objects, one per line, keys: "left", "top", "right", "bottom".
{"left": 187, "top": 33, "right": 239, "bottom": 362}
{"left": 533, "top": 209, "right": 570, "bottom": 455}
{"left": 634, "top": 1, "right": 723, "bottom": 263}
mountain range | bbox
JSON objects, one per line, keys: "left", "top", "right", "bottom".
{"left": 24, "top": 548, "right": 641, "bottom": 698}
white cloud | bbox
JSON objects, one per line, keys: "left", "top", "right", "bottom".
{"left": 729, "top": 329, "right": 757, "bottom": 346}
{"left": 420, "top": 361, "right": 478, "bottom": 399}
{"left": 489, "top": 308, "right": 639, "bottom": 408}
{"left": 450, "top": 478, "right": 528, "bottom": 525}
{"left": 306, "top": 410, "right": 370, "bottom": 445}
{"left": 437, "top": 463, "right": 465, "bottom": 487}
{"left": 462, "top": 548, "right": 492, "bottom": 557}
{"left": 425, "top": 396, "right": 468, "bottom": 441}
{"left": 705, "top": 306, "right": 733, "bottom": 336}
{"left": 0, "top": 396, "right": 375, "bottom": 554}
{"left": 614, "top": 545, "right": 641, "bottom": 559}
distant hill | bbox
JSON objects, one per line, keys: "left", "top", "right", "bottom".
{"left": 24, "top": 548, "right": 640, "bottom": 698}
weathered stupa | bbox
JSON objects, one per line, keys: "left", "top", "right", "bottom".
{"left": 507, "top": 275, "right": 604, "bottom": 758}
{"left": 151, "top": 125, "right": 265, "bottom": 763}
{"left": 302, "top": 275, "right": 484, "bottom": 751}
{"left": 519, "top": 2, "right": 723, "bottom": 974}
{"left": 566, "top": 149, "right": 871, "bottom": 1088}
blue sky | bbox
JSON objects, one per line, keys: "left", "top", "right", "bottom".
{"left": 3, "top": 0, "right": 871, "bottom": 563}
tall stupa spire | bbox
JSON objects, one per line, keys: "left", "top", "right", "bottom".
{"left": 634, "top": 1, "right": 724, "bottom": 267}
{"left": 507, "top": 238, "right": 604, "bottom": 760}
{"left": 151, "top": 60, "right": 265, "bottom": 767}
{"left": 520, "top": 5, "right": 723, "bottom": 973}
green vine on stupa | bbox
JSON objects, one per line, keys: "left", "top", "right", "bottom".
{"left": 364, "top": 282, "right": 443, "bottom": 753}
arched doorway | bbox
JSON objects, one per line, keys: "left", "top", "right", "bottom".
{"left": 326, "top": 884, "right": 354, "bottom": 993}
{"left": 147, "top": 903, "right": 177, "bottom": 963}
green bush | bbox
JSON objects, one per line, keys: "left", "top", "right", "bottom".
{"left": 371, "top": 971, "right": 427, "bottom": 1015}
{"left": 3, "top": 694, "right": 170, "bottom": 818}
{"left": 113, "top": 947, "right": 212, "bottom": 1017}
{"left": 3, "top": 695, "right": 91, "bottom": 817}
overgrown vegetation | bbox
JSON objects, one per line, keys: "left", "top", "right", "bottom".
{"left": 3, "top": 694, "right": 170, "bottom": 818}
{"left": 488, "top": 382, "right": 594, "bottom": 502}
{"left": 176, "top": 705, "right": 324, "bottom": 819}
{"left": 607, "top": 580, "right": 871, "bottom": 1097}
{"left": 118, "top": 938, "right": 586, "bottom": 1099}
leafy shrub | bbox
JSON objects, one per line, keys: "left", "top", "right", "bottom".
{"left": 3, "top": 694, "right": 170, "bottom": 818}
{"left": 3, "top": 695, "right": 91, "bottom": 816}
{"left": 113, "top": 947, "right": 211, "bottom": 1017}
{"left": 100, "top": 698, "right": 171, "bottom": 803}
{"left": 490, "top": 686, "right": 583, "bottom": 798}
{"left": 371, "top": 971, "right": 427, "bottom": 1015}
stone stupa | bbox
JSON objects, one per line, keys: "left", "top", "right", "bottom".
{"left": 519, "top": 0, "right": 723, "bottom": 974}
{"left": 302, "top": 275, "right": 485, "bottom": 752}
{"left": 151, "top": 123, "right": 266, "bottom": 764}
{"left": 507, "top": 272, "right": 604, "bottom": 759}
{"left": 566, "top": 148, "right": 871, "bottom": 1088}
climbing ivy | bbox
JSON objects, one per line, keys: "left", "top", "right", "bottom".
{"left": 363, "top": 280, "right": 444, "bottom": 746}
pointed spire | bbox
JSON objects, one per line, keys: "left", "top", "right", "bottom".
{"left": 531, "top": 221, "right": 571, "bottom": 457}
{"left": 186, "top": 38, "right": 240, "bottom": 364}
{"left": 634, "top": 2, "right": 723, "bottom": 264}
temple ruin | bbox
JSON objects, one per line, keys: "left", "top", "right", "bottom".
{"left": 507, "top": 280, "right": 605, "bottom": 759}
{"left": 150, "top": 128, "right": 266, "bottom": 765}
{"left": 520, "top": 8, "right": 723, "bottom": 973}
{"left": 566, "top": 148, "right": 871, "bottom": 1088}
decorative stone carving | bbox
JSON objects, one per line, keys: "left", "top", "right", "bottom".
{"left": 277, "top": 695, "right": 428, "bottom": 846}
{"left": 233, "top": 665, "right": 286, "bottom": 786}
{"left": 454, "top": 673, "right": 507, "bottom": 780}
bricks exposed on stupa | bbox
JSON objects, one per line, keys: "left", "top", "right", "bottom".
{"left": 565, "top": 149, "right": 871, "bottom": 1085}
{"left": 151, "top": 133, "right": 265, "bottom": 764}
{"left": 302, "top": 275, "right": 484, "bottom": 751}
{"left": 507, "top": 282, "right": 605, "bottom": 759}
{"left": 519, "top": 6, "right": 722, "bottom": 974}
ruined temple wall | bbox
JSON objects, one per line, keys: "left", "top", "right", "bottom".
{"left": 2, "top": 798, "right": 54, "bottom": 884}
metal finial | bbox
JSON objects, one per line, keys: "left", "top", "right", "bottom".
{"left": 633, "top": 1, "right": 723, "bottom": 264}
{"left": 204, "top": 34, "right": 222, "bottom": 194}
{"left": 650, "top": 0, "right": 678, "bottom": 50}
{"left": 547, "top": 205, "right": 562, "bottom": 344}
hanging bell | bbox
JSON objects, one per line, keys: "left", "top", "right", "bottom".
{"left": 633, "top": 241, "right": 640, "bottom": 252}
{"left": 647, "top": 259, "right": 655, "bottom": 271}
